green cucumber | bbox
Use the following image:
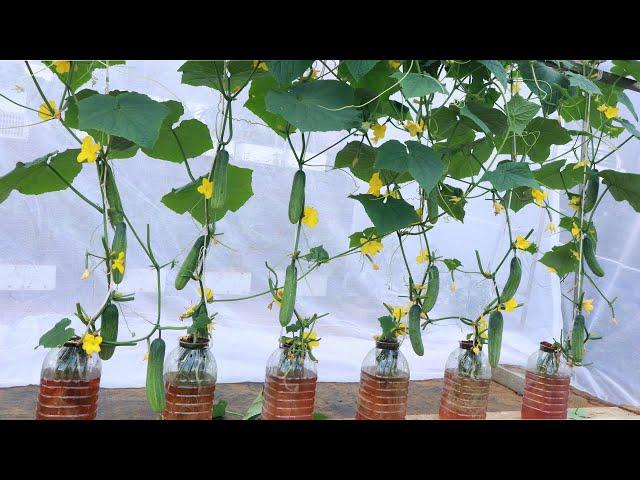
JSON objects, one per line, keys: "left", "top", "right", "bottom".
{"left": 104, "top": 165, "right": 124, "bottom": 226}
{"left": 146, "top": 338, "right": 166, "bottom": 413}
{"left": 582, "top": 169, "right": 599, "bottom": 214}
{"left": 583, "top": 236, "right": 604, "bottom": 277}
{"left": 111, "top": 222, "right": 127, "bottom": 284}
{"left": 99, "top": 304, "right": 119, "bottom": 361}
{"left": 501, "top": 256, "right": 522, "bottom": 302}
{"left": 426, "top": 185, "right": 439, "bottom": 224}
{"left": 279, "top": 263, "right": 297, "bottom": 327}
{"left": 175, "top": 235, "right": 206, "bottom": 291}
{"left": 288, "top": 170, "right": 306, "bottom": 224}
{"left": 211, "top": 149, "right": 229, "bottom": 210}
{"left": 488, "top": 311, "right": 503, "bottom": 368}
{"left": 408, "top": 304, "right": 424, "bottom": 356}
{"left": 422, "top": 265, "right": 440, "bottom": 313}
{"left": 572, "top": 314, "right": 586, "bottom": 362}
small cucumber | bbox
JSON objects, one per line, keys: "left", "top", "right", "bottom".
{"left": 104, "top": 165, "right": 124, "bottom": 227}
{"left": 422, "top": 265, "right": 440, "bottom": 313}
{"left": 572, "top": 314, "right": 586, "bottom": 362}
{"left": 175, "top": 235, "right": 206, "bottom": 291}
{"left": 99, "top": 304, "right": 119, "bottom": 361}
{"left": 408, "top": 304, "right": 424, "bottom": 356}
{"left": 279, "top": 263, "right": 297, "bottom": 327}
{"left": 488, "top": 311, "right": 503, "bottom": 368}
{"left": 146, "top": 338, "right": 166, "bottom": 413}
{"left": 582, "top": 169, "right": 599, "bottom": 214}
{"left": 111, "top": 222, "right": 127, "bottom": 284}
{"left": 583, "top": 236, "right": 604, "bottom": 277}
{"left": 426, "top": 185, "right": 439, "bottom": 224}
{"left": 211, "top": 150, "right": 229, "bottom": 210}
{"left": 501, "top": 256, "right": 522, "bottom": 302}
{"left": 288, "top": 170, "right": 306, "bottom": 224}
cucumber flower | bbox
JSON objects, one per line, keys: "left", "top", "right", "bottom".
{"left": 416, "top": 248, "right": 430, "bottom": 264}
{"left": 573, "top": 159, "right": 589, "bottom": 169}
{"left": 197, "top": 178, "right": 213, "bottom": 200}
{"left": 404, "top": 119, "right": 424, "bottom": 137}
{"left": 545, "top": 223, "right": 557, "bottom": 234}
{"left": 81, "top": 269, "right": 90, "bottom": 280}
{"left": 360, "top": 237, "right": 383, "bottom": 256}
{"left": 582, "top": 298, "right": 594, "bottom": 314}
{"left": 515, "top": 235, "right": 531, "bottom": 250}
{"left": 367, "top": 172, "right": 383, "bottom": 197}
{"left": 252, "top": 60, "right": 268, "bottom": 71}
{"left": 52, "top": 60, "right": 70, "bottom": 73}
{"left": 597, "top": 103, "right": 619, "bottom": 119}
{"left": 478, "top": 315, "right": 488, "bottom": 339}
{"left": 302, "top": 206, "right": 319, "bottom": 228}
{"left": 82, "top": 333, "right": 102, "bottom": 356}
{"left": 571, "top": 222, "right": 581, "bottom": 239}
{"left": 493, "top": 201, "right": 504, "bottom": 215}
{"left": 38, "top": 100, "right": 59, "bottom": 120}
{"left": 388, "top": 60, "right": 402, "bottom": 70}
{"left": 371, "top": 123, "right": 386, "bottom": 144}
{"left": 531, "top": 189, "right": 548, "bottom": 206}
{"left": 77, "top": 136, "right": 101, "bottom": 163}
{"left": 499, "top": 297, "right": 518, "bottom": 313}
{"left": 394, "top": 322, "right": 408, "bottom": 337}
{"left": 569, "top": 195, "right": 581, "bottom": 212}
{"left": 198, "top": 287, "right": 214, "bottom": 303}
{"left": 112, "top": 252, "right": 125, "bottom": 274}
{"left": 303, "top": 331, "right": 320, "bottom": 349}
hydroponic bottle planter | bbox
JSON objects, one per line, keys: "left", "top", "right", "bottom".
{"left": 521, "top": 341, "right": 571, "bottom": 420}
{"left": 261, "top": 345, "right": 317, "bottom": 420}
{"left": 438, "top": 340, "right": 492, "bottom": 420}
{"left": 162, "top": 337, "right": 217, "bottom": 420}
{"left": 36, "top": 337, "right": 101, "bottom": 420}
{"left": 355, "top": 340, "right": 409, "bottom": 420}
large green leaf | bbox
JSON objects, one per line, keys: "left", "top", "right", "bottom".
{"left": 343, "top": 60, "right": 379, "bottom": 81}
{"left": 43, "top": 60, "right": 125, "bottom": 92}
{"left": 427, "top": 106, "right": 459, "bottom": 140}
{"left": 517, "top": 60, "right": 570, "bottom": 115}
{"left": 349, "top": 194, "right": 419, "bottom": 234}
{"left": 481, "top": 161, "right": 538, "bottom": 191}
{"left": 501, "top": 186, "right": 534, "bottom": 212}
{"left": 141, "top": 100, "right": 213, "bottom": 162}
{"left": 498, "top": 117, "right": 572, "bottom": 163}
{"left": 244, "top": 75, "right": 292, "bottom": 138}
{"left": 348, "top": 226, "right": 380, "bottom": 248}
{"left": 334, "top": 141, "right": 378, "bottom": 182}
{"left": 266, "top": 60, "right": 314, "bottom": 84}
{"left": 478, "top": 60, "right": 508, "bottom": 89}
{"left": 618, "top": 118, "right": 640, "bottom": 139}
{"left": 439, "top": 136, "right": 494, "bottom": 180}
{"left": 533, "top": 160, "right": 583, "bottom": 189}
{"left": 611, "top": 60, "right": 640, "bottom": 83}
{"left": 506, "top": 95, "right": 540, "bottom": 135}
{"left": 178, "top": 61, "right": 266, "bottom": 93}
{"left": 77, "top": 91, "right": 170, "bottom": 149}
{"left": 437, "top": 183, "right": 466, "bottom": 222}
{"left": 391, "top": 71, "right": 446, "bottom": 98}
{"left": 539, "top": 242, "right": 579, "bottom": 276}
{"left": 161, "top": 165, "right": 254, "bottom": 224}
{"left": 600, "top": 169, "right": 640, "bottom": 212}
{"left": 0, "top": 150, "right": 82, "bottom": 204}
{"left": 265, "top": 80, "right": 362, "bottom": 132}
{"left": 565, "top": 72, "right": 602, "bottom": 96}
{"left": 459, "top": 101, "right": 507, "bottom": 136}
{"left": 37, "top": 318, "right": 76, "bottom": 349}
{"left": 374, "top": 140, "right": 408, "bottom": 172}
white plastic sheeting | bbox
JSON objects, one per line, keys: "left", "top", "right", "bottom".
{"left": 0, "top": 60, "right": 637, "bottom": 407}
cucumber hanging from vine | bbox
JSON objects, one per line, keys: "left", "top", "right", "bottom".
{"left": 288, "top": 169, "right": 306, "bottom": 224}
{"left": 211, "top": 149, "right": 229, "bottom": 210}
{"left": 145, "top": 338, "right": 166, "bottom": 413}
{"left": 98, "top": 304, "right": 119, "bottom": 361}
{"left": 582, "top": 169, "right": 599, "bottom": 214}
{"left": 488, "top": 311, "right": 503, "bottom": 368}
{"left": 175, "top": 235, "right": 206, "bottom": 291}
{"left": 501, "top": 257, "right": 522, "bottom": 301}
{"left": 572, "top": 314, "right": 586, "bottom": 363}
{"left": 279, "top": 263, "right": 297, "bottom": 327}
{"left": 422, "top": 265, "right": 440, "bottom": 313}
{"left": 408, "top": 304, "right": 424, "bottom": 356}
{"left": 583, "top": 236, "right": 605, "bottom": 277}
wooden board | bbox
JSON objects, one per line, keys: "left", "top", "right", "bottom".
{"left": 407, "top": 406, "right": 639, "bottom": 420}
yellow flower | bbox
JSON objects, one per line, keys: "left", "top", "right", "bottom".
{"left": 81, "top": 269, "right": 90, "bottom": 280}
{"left": 197, "top": 178, "right": 214, "bottom": 200}
{"left": 478, "top": 315, "right": 488, "bottom": 339}
{"left": 392, "top": 306, "right": 409, "bottom": 320}
{"left": 372, "top": 262, "right": 380, "bottom": 271}
{"left": 573, "top": 159, "right": 589, "bottom": 170}
{"left": 82, "top": 333, "right": 102, "bottom": 357}
{"left": 252, "top": 60, "right": 268, "bottom": 71}
{"left": 515, "top": 235, "right": 531, "bottom": 251}
{"left": 511, "top": 79, "right": 522, "bottom": 95}
{"left": 499, "top": 297, "right": 518, "bottom": 313}
{"left": 302, "top": 205, "right": 319, "bottom": 228}
{"left": 472, "top": 345, "right": 481, "bottom": 355}
{"left": 52, "top": 61, "right": 71, "bottom": 74}
{"left": 531, "top": 189, "right": 548, "bottom": 207}
{"left": 385, "top": 189, "right": 400, "bottom": 200}
{"left": 273, "top": 288, "right": 285, "bottom": 307}
{"left": 360, "top": 237, "right": 383, "bottom": 256}
{"left": 545, "top": 223, "right": 557, "bottom": 234}
{"left": 547, "top": 266, "right": 557, "bottom": 274}
{"left": 367, "top": 172, "right": 383, "bottom": 197}
{"left": 77, "top": 136, "right": 101, "bottom": 163}
{"left": 112, "top": 251, "right": 125, "bottom": 274}
{"left": 571, "top": 222, "right": 581, "bottom": 239}
{"left": 404, "top": 119, "right": 424, "bottom": 137}
{"left": 450, "top": 281, "right": 457, "bottom": 293}
{"left": 198, "top": 287, "right": 215, "bottom": 303}
{"left": 303, "top": 331, "right": 320, "bottom": 349}
{"left": 450, "top": 196, "right": 462, "bottom": 205}
{"left": 416, "top": 248, "right": 430, "bottom": 264}
{"left": 597, "top": 103, "right": 619, "bottom": 119}
{"left": 413, "top": 283, "right": 425, "bottom": 291}
{"left": 571, "top": 249, "right": 581, "bottom": 261}
{"left": 38, "top": 100, "right": 59, "bottom": 120}
{"left": 388, "top": 60, "right": 402, "bottom": 70}
{"left": 371, "top": 123, "right": 386, "bottom": 144}
{"left": 569, "top": 195, "right": 581, "bottom": 212}
{"left": 395, "top": 322, "right": 408, "bottom": 337}
{"left": 180, "top": 303, "right": 197, "bottom": 320}
{"left": 582, "top": 298, "right": 594, "bottom": 314}
{"left": 493, "top": 201, "right": 504, "bottom": 215}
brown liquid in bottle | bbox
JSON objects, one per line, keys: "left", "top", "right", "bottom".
{"left": 261, "top": 370, "right": 317, "bottom": 420}
{"left": 521, "top": 371, "right": 570, "bottom": 419}
{"left": 161, "top": 378, "right": 216, "bottom": 420}
{"left": 36, "top": 377, "right": 100, "bottom": 420}
{"left": 438, "top": 368, "right": 491, "bottom": 420}
{"left": 355, "top": 369, "right": 409, "bottom": 420}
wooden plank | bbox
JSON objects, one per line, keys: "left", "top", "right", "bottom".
{"left": 407, "top": 406, "right": 639, "bottom": 420}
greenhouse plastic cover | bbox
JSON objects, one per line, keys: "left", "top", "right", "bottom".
{"left": 0, "top": 60, "right": 638, "bottom": 407}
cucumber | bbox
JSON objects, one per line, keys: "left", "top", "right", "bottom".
{"left": 111, "top": 222, "right": 127, "bottom": 284}
{"left": 422, "top": 265, "right": 440, "bottom": 313}
{"left": 279, "top": 263, "right": 297, "bottom": 327}
{"left": 583, "top": 236, "right": 604, "bottom": 277}
{"left": 288, "top": 170, "right": 306, "bottom": 224}
{"left": 501, "top": 257, "right": 522, "bottom": 302}
{"left": 426, "top": 185, "right": 439, "bottom": 224}
{"left": 488, "top": 311, "right": 503, "bottom": 368}
{"left": 408, "top": 304, "right": 424, "bottom": 356}
{"left": 99, "top": 304, "right": 119, "bottom": 361}
{"left": 211, "top": 150, "right": 229, "bottom": 210}
{"left": 572, "top": 314, "right": 586, "bottom": 362}
{"left": 146, "top": 338, "right": 166, "bottom": 413}
{"left": 175, "top": 235, "right": 206, "bottom": 291}
{"left": 582, "top": 169, "right": 599, "bottom": 214}
{"left": 104, "top": 165, "right": 124, "bottom": 227}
